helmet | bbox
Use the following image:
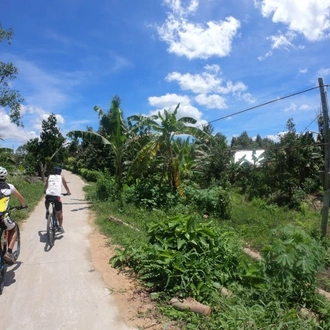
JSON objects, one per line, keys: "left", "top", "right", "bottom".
{"left": 53, "top": 166, "right": 62, "bottom": 175}
{"left": 0, "top": 167, "right": 8, "bottom": 180}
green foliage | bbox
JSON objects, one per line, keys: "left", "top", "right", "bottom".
{"left": 0, "top": 24, "right": 24, "bottom": 126}
{"left": 25, "top": 113, "right": 66, "bottom": 178}
{"left": 111, "top": 215, "right": 243, "bottom": 302}
{"left": 94, "top": 173, "right": 118, "bottom": 202}
{"left": 261, "top": 225, "right": 326, "bottom": 304}
{"left": 184, "top": 185, "right": 232, "bottom": 219}
{"left": 5, "top": 173, "right": 44, "bottom": 222}
{"left": 84, "top": 175, "right": 330, "bottom": 329}
{"left": 78, "top": 168, "right": 100, "bottom": 182}
{"left": 128, "top": 104, "right": 210, "bottom": 195}
{"left": 121, "top": 178, "right": 180, "bottom": 210}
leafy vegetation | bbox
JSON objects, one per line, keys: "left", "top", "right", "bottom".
{"left": 86, "top": 184, "right": 330, "bottom": 329}
{"left": 4, "top": 92, "right": 330, "bottom": 329}
{"left": 0, "top": 24, "right": 24, "bottom": 126}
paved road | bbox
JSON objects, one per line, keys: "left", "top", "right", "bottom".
{"left": 0, "top": 170, "right": 134, "bottom": 330}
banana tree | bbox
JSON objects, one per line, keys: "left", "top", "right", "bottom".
{"left": 0, "top": 147, "right": 15, "bottom": 166}
{"left": 128, "top": 104, "right": 210, "bottom": 195}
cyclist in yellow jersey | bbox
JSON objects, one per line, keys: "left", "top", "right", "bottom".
{"left": 44, "top": 166, "right": 71, "bottom": 234}
{"left": 0, "top": 167, "right": 27, "bottom": 264}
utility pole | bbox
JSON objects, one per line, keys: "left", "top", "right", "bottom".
{"left": 319, "top": 77, "right": 330, "bottom": 237}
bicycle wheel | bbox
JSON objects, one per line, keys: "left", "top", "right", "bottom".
{"left": 46, "top": 213, "right": 55, "bottom": 247}
{"left": 0, "top": 234, "right": 7, "bottom": 295}
{"left": 12, "top": 224, "right": 21, "bottom": 261}
{"left": 0, "top": 260, "right": 7, "bottom": 295}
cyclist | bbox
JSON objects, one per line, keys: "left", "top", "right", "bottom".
{"left": 0, "top": 166, "right": 27, "bottom": 264}
{"left": 44, "top": 166, "right": 71, "bottom": 234}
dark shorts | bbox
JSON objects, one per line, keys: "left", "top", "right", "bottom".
{"left": 45, "top": 195, "right": 62, "bottom": 212}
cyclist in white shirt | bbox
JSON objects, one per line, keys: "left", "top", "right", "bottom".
{"left": 44, "top": 166, "right": 71, "bottom": 234}
{"left": 0, "top": 166, "right": 27, "bottom": 264}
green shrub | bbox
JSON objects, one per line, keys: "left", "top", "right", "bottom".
{"left": 184, "top": 185, "right": 232, "bottom": 219}
{"left": 111, "top": 215, "right": 242, "bottom": 302}
{"left": 261, "top": 225, "right": 326, "bottom": 304}
{"left": 95, "top": 173, "right": 118, "bottom": 201}
{"left": 122, "top": 179, "right": 180, "bottom": 210}
{"left": 79, "top": 168, "right": 100, "bottom": 182}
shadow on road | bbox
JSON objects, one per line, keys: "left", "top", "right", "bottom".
{"left": 38, "top": 230, "right": 64, "bottom": 252}
{"left": 71, "top": 206, "right": 91, "bottom": 212}
{"left": 4, "top": 261, "right": 21, "bottom": 289}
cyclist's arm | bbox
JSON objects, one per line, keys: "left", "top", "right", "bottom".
{"left": 62, "top": 176, "right": 71, "bottom": 195}
{"left": 12, "top": 188, "right": 27, "bottom": 208}
{"left": 44, "top": 176, "right": 49, "bottom": 194}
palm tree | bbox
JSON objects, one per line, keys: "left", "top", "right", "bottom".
{"left": 68, "top": 96, "right": 130, "bottom": 188}
{"left": 128, "top": 104, "right": 209, "bottom": 194}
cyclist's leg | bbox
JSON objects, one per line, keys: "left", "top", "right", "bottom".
{"left": 3, "top": 217, "right": 16, "bottom": 251}
{"left": 55, "top": 197, "right": 63, "bottom": 227}
{"left": 7, "top": 226, "right": 17, "bottom": 251}
{"left": 56, "top": 210, "right": 63, "bottom": 227}
{"left": 3, "top": 218, "right": 17, "bottom": 264}
{"left": 45, "top": 195, "right": 51, "bottom": 218}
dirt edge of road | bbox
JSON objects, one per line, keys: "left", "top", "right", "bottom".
{"left": 88, "top": 214, "right": 179, "bottom": 330}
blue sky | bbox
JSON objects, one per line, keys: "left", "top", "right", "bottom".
{"left": 1, "top": 0, "right": 330, "bottom": 150}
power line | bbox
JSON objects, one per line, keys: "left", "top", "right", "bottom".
{"left": 206, "top": 85, "right": 320, "bottom": 126}
{"left": 301, "top": 114, "right": 320, "bottom": 135}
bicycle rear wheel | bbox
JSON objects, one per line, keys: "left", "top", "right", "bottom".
{"left": 46, "top": 213, "right": 55, "bottom": 246}
{"left": 0, "top": 260, "right": 7, "bottom": 295}
{"left": 12, "top": 224, "right": 21, "bottom": 261}
{"left": 0, "top": 234, "right": 7, "bottom": 294}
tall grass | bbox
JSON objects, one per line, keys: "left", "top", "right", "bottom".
{"left": 5, "top": 175, "right": 44, "bottom": 222}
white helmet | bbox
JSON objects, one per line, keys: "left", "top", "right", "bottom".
{"left": 0, "top": 167, "right": 8, "bottom": 180}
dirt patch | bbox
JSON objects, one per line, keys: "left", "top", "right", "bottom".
{"left": 88, "top": 222, "right": 179, "bottom": 330}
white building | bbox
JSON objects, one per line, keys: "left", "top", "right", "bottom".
{"left": 234, "top": 150, "right": 265, "bottom": 165}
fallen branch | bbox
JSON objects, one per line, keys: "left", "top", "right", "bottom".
{"left": 108, "top": 215, "right": 140, "bottom": 232}
{"left": 170, "top": 297, "right": 211, "bottom": 315}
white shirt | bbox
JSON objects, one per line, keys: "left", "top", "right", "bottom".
{"left": 45, "top": 175, "right": 62, "bottom": 196}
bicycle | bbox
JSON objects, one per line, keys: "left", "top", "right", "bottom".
{"left": 0, "top": 205, "right": 26, "bottom": 295}
{"left": 46, "top": 193, "right": 69, "bottom": 247}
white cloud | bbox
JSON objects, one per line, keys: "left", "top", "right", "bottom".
{"left": 166, "top": 66, "right": 247, "bottom": 94}
{"left": 258, "top": 50, "right": 272, "bottom": 60}
{"left": 148, "top": 93, "right": 206, "bottom": 125}
{"left": 195, "top": 93, "right": 227, "bottom": 109}
{"left": 0, "top": 109, "right": 37, "bottom": 143}
{"left": 255, "top": 0, "right": 330, "bottom": 41}
{"left": 317, "top": 68, "right": 330, "bottom": 77}
{"left": 299, "top": 104, "right": 312, "bottom": 111}
{"left": 163, "top": 0, "right": 199, "bottom": 16}
{"left": 158, "top": 1, "right": 240, "bottom": 59}
{"left": 284, "top": 102, "right": 312, "bottom": 112}
{"left": 240, "top": 93, "right": 256, "bottom": 104}
{"left": 148, "top": 93, "right": 191, "bottom": 108}
{"left": 265, "top": 134, "right": 280, "bottom": 142}
{"left": 269, "top": 33, "right": 294, "bottom": 49}
{"left": 299, "top": 68, "right": 308, "bottom": 74}
{"left": 284, "top": 103, "right": 297, "bottom": 112}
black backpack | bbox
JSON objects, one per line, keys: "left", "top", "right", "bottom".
{"left": 0, "top": 181, "right": 10, "bottom": 199}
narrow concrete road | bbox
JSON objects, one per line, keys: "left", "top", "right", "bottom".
{"left": 0, "top": 170, "right": 134, "bottom": 330}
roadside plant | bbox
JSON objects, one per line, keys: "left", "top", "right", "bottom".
{"left": 111, "top": 215, "right": 243, "bottom": 302}
{"left": 261, "top": 225, "right": 326, "bottom": 305}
